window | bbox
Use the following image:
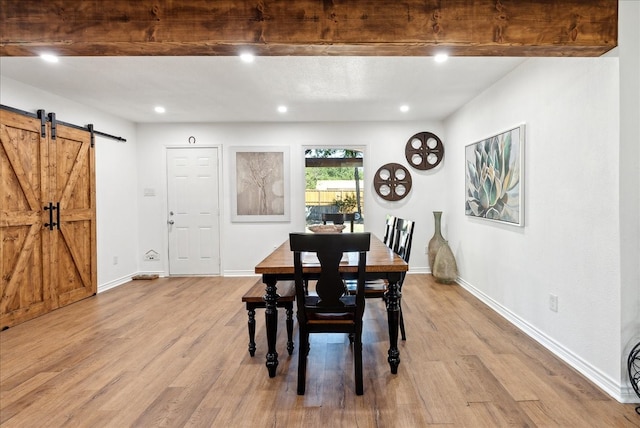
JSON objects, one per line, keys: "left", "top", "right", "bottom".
{"left": 304, "top": 148, "right": 364, "bottom": 232}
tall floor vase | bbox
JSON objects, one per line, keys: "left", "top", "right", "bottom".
{"left": 433, "top": 241, "right": 458, "bottom": 283}
{"left": 427, "top": 211, "right": 445, "bottom": 270}
{"left": 428, "top": 211, "right": 458, "bottom": 283}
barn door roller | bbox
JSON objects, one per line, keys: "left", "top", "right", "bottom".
{"left": 48, "top": 112, "right": 56, "bottom": 140}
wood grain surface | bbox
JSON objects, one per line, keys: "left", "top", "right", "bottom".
{"left": 1, "top": 274, "right": 636, "bottom": 427}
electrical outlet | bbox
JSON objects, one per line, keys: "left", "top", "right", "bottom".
{"left": 549, "top": 294, "right": 558, "bottom": 312}
{"left": 113, "top": 256, "right": 118, "bottom": 265}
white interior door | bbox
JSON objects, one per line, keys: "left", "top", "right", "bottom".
{"left": 167, "top": 147, "right": 220, "bottom": 275}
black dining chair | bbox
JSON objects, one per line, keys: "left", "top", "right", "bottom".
{"left": 346, "top": 217, "right": 414, "bottom": 341}
{"left": 391, "top": 218, "right": 414, "bottom": 340}
{"left": 382, "top": 214, "right": 397, "bottom": 248}
{"left": 321, "top": 212, "right": 356, "bottom": 232}
{"left": 290, "top": 232, "right": 371, "bottom": 395}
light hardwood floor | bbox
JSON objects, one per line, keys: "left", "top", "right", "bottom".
{"left": 0, "top": 274, "right": 637, "bottom": 427}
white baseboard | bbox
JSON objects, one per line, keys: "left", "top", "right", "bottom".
{"left": 97, "top": 271, "right": 165, "bottom": 293}
{"left": 456, "top": 277, "right": 635, "bottom": 404}
{"left": 224, "top": 270, "right": 258, "bottom": 277}
{"left": 407, "top": 267, "right": 430, "bottom": 274}
{"left": 98, "top": 274, "right": 134, "bottom": 293}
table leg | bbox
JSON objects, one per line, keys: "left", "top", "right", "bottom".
{"left": 385, "top": 276, "right": 402, "bottom": 374}
{"left": 263, "top": 276, "right": 279, "bottom": 377}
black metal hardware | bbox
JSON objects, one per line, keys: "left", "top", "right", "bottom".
{"left": 0, "top": 104, "right": 39, "bottom": 119}
{"left": 44, "top": 202, "right": 54, "bottom": 230}
{"left": 55, "top": 202, "right": 60, "bottom": 230}
{"left": 92, "top": 128, "right": 126, "bottom": 143}
{"left": 88, "top": 124, "right": 95, "bottom": 147}
{"left": 43, "top": 202, "right": 59, "bottom": 230}
{"left": 1, "top": 104, "right": 126, "bottom": 143}
{"left": 48, "top": 112, "right": 57, "bottom": 140}
{"left": 628, "top": 341, "right": 640, "bottom": 414}
{"left": 37, "top": 109, "right": 47, "bottom": 138}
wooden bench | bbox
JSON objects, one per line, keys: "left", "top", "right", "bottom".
{"left": 241, "top": 280, "right": 295, "bottom": 357}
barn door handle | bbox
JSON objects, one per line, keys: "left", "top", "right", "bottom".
{"left": 44, "top": 202, "right": 55, "bottom": 230}
{"left": 44, "top": 203, "right": 53, "bottom": 229}
{"left": 43, "top": 202, "right": 60, "bottom": 230}
{"left": 55, "top": 202, "right": 60, "bottom": 230}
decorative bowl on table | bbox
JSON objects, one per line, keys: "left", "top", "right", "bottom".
{"left": 308, "top": 224, "right": 346, "bottom": 233}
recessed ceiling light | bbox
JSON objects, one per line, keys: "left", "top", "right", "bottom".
{"left": 434, "top": 53, "right": 449, "bottom": 63}
{"left": 277, "top": 105, "right": 288, "bottom": 113}
{"left": 154, "top": 106, "right": 166, "bottom": 113}
{"left": 40, "top": 53, "right": 59, "bottom": 63}
{"left": 400, "top": 105, "right": 410, "bottom": 113}
{"left": 240, "top": 53, "right": 255, "bottom": 63}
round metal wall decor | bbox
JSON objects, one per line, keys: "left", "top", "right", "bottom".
{"left": 405, "top": 131, "right": 444, "bottom": 170}
{"left": 628, "top": 341, "right": 640, "bottom": 414}
{"left": 373, "top": 163, "right": 412, "bottom": 201}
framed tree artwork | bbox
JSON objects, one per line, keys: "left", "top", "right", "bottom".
{"left": 465, "top": 124, "right": 525, "bottom": 226}
{"left": 230, "top": 146, "right": 290, "bottom": 222}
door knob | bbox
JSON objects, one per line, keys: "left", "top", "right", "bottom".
{"left": 168, "top": 220, "right": 175, "bottom": 225}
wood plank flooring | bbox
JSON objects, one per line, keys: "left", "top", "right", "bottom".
{"left": 1, "top": 274, "right": 638, "bottom": 427}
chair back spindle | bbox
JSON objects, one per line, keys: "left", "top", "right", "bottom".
{"left": 382, "top": 215, "right": 397, "bottom": 248}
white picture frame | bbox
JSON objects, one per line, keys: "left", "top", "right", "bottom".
{"left": 465, "top": 124, "right": 525, "bottom": 227}
{"left": 230, "top": 146, "right": 290, "bottom": 222}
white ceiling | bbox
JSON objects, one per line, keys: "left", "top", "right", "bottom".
{"left": 0, "top": 56, "right": 526, "bottom": 123}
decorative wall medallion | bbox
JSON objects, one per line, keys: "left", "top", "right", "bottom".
{"left": 405, "top": 131, "right": 444, "bottom": 170}
{"left": 373, "top": 163, "right": 412, "bottom": 201}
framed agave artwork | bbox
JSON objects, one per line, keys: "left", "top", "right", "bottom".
{"left": 465, "top": 125, "right": 524, "bottom": 226}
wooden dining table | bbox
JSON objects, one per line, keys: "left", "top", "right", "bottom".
{"left": 254, "top": 234, "right": 409, "bottom": 377}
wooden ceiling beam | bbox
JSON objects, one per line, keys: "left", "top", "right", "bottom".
{"left": 0, "top": 0, "right": 618, "bottom": 57}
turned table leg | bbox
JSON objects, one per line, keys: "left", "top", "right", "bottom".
{"left": 263, "top": 276, "right": 279, "bottom": 377}
{"left": 385, "top": 274, "right": 402, "bottom": 374}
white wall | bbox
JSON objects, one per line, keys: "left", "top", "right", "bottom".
{"left": 444, "top": 55, "right": 628, "bottom": 398}
{"left": 618, "top": 0, "right": 640, "bottom": 400}
{"left": 0, "top": 76, "right": 140, "bottom": 291}
{"left": 135, "top": 121, "right": 445, "bottom": 276}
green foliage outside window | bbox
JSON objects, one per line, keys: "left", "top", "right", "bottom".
{"left": 333, "top": 194, "right": 357, "bottom": 213}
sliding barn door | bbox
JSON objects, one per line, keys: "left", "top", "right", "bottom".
{"left": 0, "top": 110, "right": 51, "bottom": 327}
{"left": 49, "top": 122, "right": 97, "bottom": 308}
{"left": 0, "top": 108, "right": 96, "bottom": 329}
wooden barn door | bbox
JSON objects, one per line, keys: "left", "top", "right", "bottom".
{"left": 49, "top": 121, "right": 97, "bottom": 308}
{"left": 0, "top": 110, "right": 51, "bottom": 328}
{"left": 0, "top": 108, "right": 96, "bottom": 329}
